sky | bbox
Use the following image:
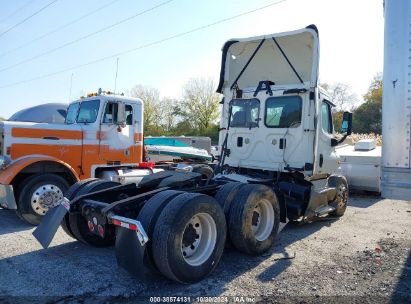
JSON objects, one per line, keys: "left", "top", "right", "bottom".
{"left": 0, "top": 0, "right": 384, "bottom": 118}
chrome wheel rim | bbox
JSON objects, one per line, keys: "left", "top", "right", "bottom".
{"left": 337, "top": 184, "right": 348, "bottom": 208}
{"left": 31, "top": 184, "right": 64, "bottom": 215}
{"left": 181, "top": 213, "right": 217, "bottom": 266}
{"left": 252, "top": 199, "right": 275, "bottom": 242}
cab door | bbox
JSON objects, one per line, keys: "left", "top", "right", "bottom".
{"left": 314, "top": 100, "right": 339, "bottom": 175}
{"left": 99, "top": 101, "right": 136, "bottom": 163}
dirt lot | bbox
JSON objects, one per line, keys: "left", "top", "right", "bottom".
{"left": 0, "top": 194, "right": 410, "bottom": 303}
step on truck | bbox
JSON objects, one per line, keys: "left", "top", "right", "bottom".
{"left": 34, "top": 25, "right": 353, "bottom": 283}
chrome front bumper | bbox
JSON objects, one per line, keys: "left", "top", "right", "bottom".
{"left": 0, "top": 184, "right": 17, "bottom": 209}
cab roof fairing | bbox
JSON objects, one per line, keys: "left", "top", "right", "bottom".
{"left": 216, "top": 25, "right": 320, "bottom": 94}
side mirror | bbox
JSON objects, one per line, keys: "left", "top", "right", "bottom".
{"left": 116, "top": 102, "right": 126, "bottom": 128}
{"left": 341, "top": 111, "right": 352, "bottom": 135}
{"left": 332, "top": 111, "right": 353, "bottom": 147}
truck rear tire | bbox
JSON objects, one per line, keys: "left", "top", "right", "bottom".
{"left": 192, "top": 164, "right": 214, "bottom": 183}
{"left": 135, "top": 190, "right": 183, "bottom": 271}
{"left": 214, "top": 182, "right": 244, "bottom": 247}
{"left": 115, "top": 190, "right": 183, "bottom": 275}
{"left": 152, "top": 192, "right": 226, "bottom": 283}
{"left": 228, "top": 184, "right": 280, "bottom": 255}
{"left": 215, "top": 182, "right": 244, "bottom": 216}
{"left": 60, "top": 178, "right": 98, "bottom": 238}
{"left": 69, "top": 180, "right": 119, "bottom": 247}
{"left": 17, "top": 173, "right": 69, "bottom": 225}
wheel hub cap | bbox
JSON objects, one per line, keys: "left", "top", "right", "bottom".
{"left": 181, "top": 213, "right": 217, "bottom": 266}
{"left": 252, "top": 199, "right": 275, "bottom": 242}
{"left": 31, "top": 184, "right": 64, "bottom": 215}
{"left": 182, "top": 223, "right": 198, "bottom": 247}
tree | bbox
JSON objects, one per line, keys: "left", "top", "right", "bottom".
{"left": 321, "top": 82, "right": 359, "bottom": 131}
{"left": 321, "top": 82, "right": 359, "bottom": 112}
{"left": 198, "top": 124, "right": 219, "bottom": 144}
{"left": 178, "top": 78, "right": 221, "bottom": 131}
{"left": 352, "top": 74, "right": 382, "bottom": 134}
{"left": 128, "top": 79, "right": 221, "bottom": 141}
{"left": 129, "top": 84, "right": 162, "bottom": 134}
{"left": 172, "top": 120, "right": 192, "bottom": 135}
{"left": 332, "top": 111, "right": 344, "bottom": 133}
{"left": 159, "top": 98, "right": 179, "bottom": 132}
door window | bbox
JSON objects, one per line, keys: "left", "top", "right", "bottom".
{"left": 103, "top": 103, "right": 133, "bottom": 125}
{"left": 265, "top": 96, "right": 302, "bottom": 128}
{"left": 103, "top": 102, "right": 118, "bottom": 124}
{"left": 229, "top": 98, "right": 260, "bottom": 128}
{"left": 125, "top": 105, "right": 133, "bottom": 125}
{"left": 321, "top": 101, "right": 333, "bottom": 134}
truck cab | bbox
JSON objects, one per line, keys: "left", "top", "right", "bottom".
{"left": 0, "top": 91, "right": 147, "bottom": 224}
{"left": 63, "top": 92, "right": 144, "bottom": 177}
{"left": 216, "top": 25, "right": 352, "bottom": 221}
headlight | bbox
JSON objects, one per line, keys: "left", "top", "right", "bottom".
{"left": 0, "top": 156, "right": 11, "bottom": 169}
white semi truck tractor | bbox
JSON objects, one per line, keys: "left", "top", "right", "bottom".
{"left": 33, "top": 25, "right": 353, "bottom": 283}
{"left": 382, "top": 0, "right": 411, "bottom": 200}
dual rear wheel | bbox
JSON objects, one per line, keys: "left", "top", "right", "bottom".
{"left": 130, "top": 191, "right": 226, "bottom": 283}
{"left": 133, "top": 183, "right": 279, "bottom": 283}
{"left": 216, "top": 183, "right": 280, "bottom": 255}
{"left": 62, "top": 179, "right": 279, "bottom": 283}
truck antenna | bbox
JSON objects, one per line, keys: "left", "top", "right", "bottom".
{"left": 114, "top": 57, "right": 119, "bottom": 94}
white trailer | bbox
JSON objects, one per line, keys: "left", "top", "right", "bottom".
{"left": 382, "top": 0, "right": 411, "bottom": 200}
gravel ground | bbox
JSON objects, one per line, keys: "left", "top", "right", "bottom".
{"left": 0, "top": 194, "right": 410, "bottom": 303}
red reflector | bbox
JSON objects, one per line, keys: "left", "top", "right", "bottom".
{"left": 87, "top": 221, "right": 94, "bottom": 232}
{"left": 112, "top": 219, "right": 138, "bottom": 231}
{"left": 138, "top": 162, "right": 155, "bottom": 169}
{"left": 128, "top": 223, "right": 137, "bottom": 231}
{"left": 112, "top": 219, "right": 121, "bottom": 226}
{"left": 97, "top": 225, "right": 104, "bottom": 237}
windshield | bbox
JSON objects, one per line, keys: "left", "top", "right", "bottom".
{"left": 65, "top": 100, "right": 100, "bottom": 124}
{"left": 65, "top": 102, "right": 80, "bottom": 124}
{"left": 265, "top": 96, "right": 302, "bottom": 128}
{"left": 229, "top": 98, "right": 260, "bottom": 128}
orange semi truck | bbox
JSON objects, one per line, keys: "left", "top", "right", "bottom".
{"left": 0, "top": 91, "right": 160, "bottom": 224}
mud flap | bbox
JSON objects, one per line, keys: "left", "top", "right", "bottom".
{"left": 115, "top": 227, "right": 157, "bottom": 280}
{"left": 32, "top": 203, "right": 69, "bottom": 248}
